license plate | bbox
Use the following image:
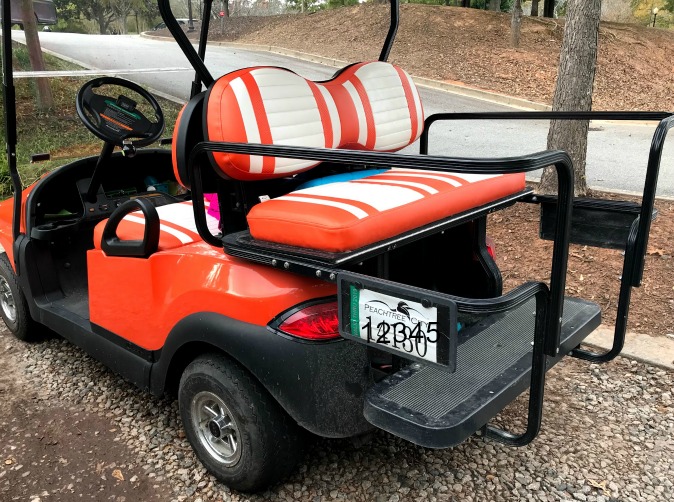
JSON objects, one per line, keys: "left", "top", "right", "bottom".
{"left": 338, "top": 273, "right": 457, "bottom": 371}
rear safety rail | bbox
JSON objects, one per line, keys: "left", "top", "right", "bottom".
{"left": 421, "top": 111, "right": 674, "bottom": 365}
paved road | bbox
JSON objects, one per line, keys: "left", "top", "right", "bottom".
{"left": 12, "top": 32, "right": 674, "bottom": 197}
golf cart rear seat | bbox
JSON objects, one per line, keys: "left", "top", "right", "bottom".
{"left": 174, "top": 61, "right": 527, "bottom": 253}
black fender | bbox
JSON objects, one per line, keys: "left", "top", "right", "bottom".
{"left": 150, "top": 312, "right": 374, "bottom": 438}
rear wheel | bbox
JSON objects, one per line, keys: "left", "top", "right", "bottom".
{"left": 179, "top": 353, "right": 303, "bottom": 492}
{"left": 0, "top": 253, "right": 36, "bottom": 341}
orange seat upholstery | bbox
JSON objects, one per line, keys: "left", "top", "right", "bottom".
{"left": 93, "top": 200, "right": 219, "bottom": 253}
{"left": 247, "top": 169, "right": 525, "bottom": 253}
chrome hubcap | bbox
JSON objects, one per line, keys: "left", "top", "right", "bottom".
{"left": 0, "top": 277, "right": 16, "bottom": 323}
{"left": 191, "top": 391, "right": 241, "bottom": 466}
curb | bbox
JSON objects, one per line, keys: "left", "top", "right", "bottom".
{"left": 141, "top": 33, "right": 551, "bottom": 111}
{"left": 583, "top": 325, "right": 674, "bottom": 371}
{"left": 142, "top": 34, "right": 671, "bottom": 125}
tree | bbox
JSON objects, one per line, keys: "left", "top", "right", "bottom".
{"left": 20, "top": 0, "right": 53, "bottom": 110}
{"left": 286, "top": 0, "right": 321, "bottom": 12}
{"left": 531, "top": 0, "right": 539, "bottom": 15}
{"left": 543, "top": 0, "right": 554, "bottom": 16}
{"left": 538, "top": 0, "right": 601, "bottom": 196}
{"left": 511, "top": 0, "right": 522, "bottom": 47}
{"left": 79, "top": 0, "right": 117, "bottom": 34}
{"left": 111, "top": 0, "right": 135, "bottom": 33}
{"left": 326, "top": 0, "right": 359, "bottom": 8}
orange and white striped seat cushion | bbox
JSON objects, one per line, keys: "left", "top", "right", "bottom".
{"left": 93, "top": 200, "right": 220, "bottom": 253}
{"left": 204, "top": 61, "right": 423, "bottom": 181}
{"left": 247, "top": 169, "right": 526, "bottom": 253}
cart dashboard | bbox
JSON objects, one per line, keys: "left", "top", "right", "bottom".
{"left": 26, "top": 149, "right": 181, "bottom": 239}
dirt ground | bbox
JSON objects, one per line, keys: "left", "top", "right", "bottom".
{"left": 0, "top": 333, "right": 172, "bottom": 501}
{"left": 195, "top": 4, "right": 674, "bottom": 111}
{"left": 489, "top": 191, "right": 674, "bottom": 338}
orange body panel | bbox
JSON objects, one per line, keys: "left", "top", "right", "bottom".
{"left": 0, "top": 185, "right": 34, "bottom": 268}
{"left": 87, "top": 242, "right": 337, "bottom": 351}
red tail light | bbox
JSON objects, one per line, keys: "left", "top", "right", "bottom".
{"left": 486, "top": 236, "right": 496, "bottom": 260}
{"left": 277, "top": 301, "right": 340, "bottom": 340}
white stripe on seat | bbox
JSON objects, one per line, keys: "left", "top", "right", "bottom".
{"left": 354, "top": 178, "right": 438, "bottom": 194}
{"left": 124, "top": 214, "right": 194, "bottom": 245}
{"left": 343, "top": 81, "right": 367, "bottom": 146}
{"left": 230, "top": 78, "right": 263, "bottom": 173}
{"left": 355, "top": 63, "right": 412, "bottom": 151}
{"left": 277, "top": 196, "right": 369, "bottom": 219}
{"left": 155, "top": 202, "right": 220, "bottom": 236}
{"left": 385, "top": 172, "right": 463, "bottom": 187}
{"left": 297, "top": 182, "right": 423, "bottom": 211}
{"left": 318, "top": 85, "right": 341, "bottom": 148}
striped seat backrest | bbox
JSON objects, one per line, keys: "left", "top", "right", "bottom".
{"left": 204, "top": 61, "right": 424, "bottom": 181}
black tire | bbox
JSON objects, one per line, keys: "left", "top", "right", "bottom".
{"left": 0, "top": 253, "right": 37, "bottom": 341}
{"left": 179, "top": 353, "right": 303, "bottom": 492}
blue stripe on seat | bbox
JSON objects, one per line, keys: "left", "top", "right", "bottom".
{"left": 296, "top": 169, "right": 390, "bottom": 190}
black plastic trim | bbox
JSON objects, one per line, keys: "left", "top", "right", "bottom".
{"left": 151, "top": 312, "right": 374, "bottom": 438}
{"left": 1, "top": 0, "right": 22, "bottom": 250}
{"left": 379, "top": 0, "right": 399, "bottom": 62}
{"left": 36, "top": 302, "right": 153, "bottom": 390}
{"left": 101, "top": 198, "right": 160, "bottom": 257}
{"left": 158, "top": 0, "right": 214, "bottom": 87}
{"left": 174, "top": 92, "right": 205, "bottom": 188}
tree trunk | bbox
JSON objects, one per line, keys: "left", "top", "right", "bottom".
{"left": 20, "top": 0, "right": 53, "bottom": 110}
{"left": 97, "top": 12, "right": 108, "bottom": 34}
{"left": 531, "top": 0, "right": 539, "bottom": 16}
{"left": 543, "top": 0, "right": 555, "bottom": 17}
{"left": 488, "top": 0, "right": 500, "bottom": 10}
{"left": 511, "top": 0, "right": 523, "bottom": 47}
{"left": 539, "top": 0, "right": 601, "bottom": 197}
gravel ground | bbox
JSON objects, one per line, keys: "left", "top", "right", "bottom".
{"left": 1, "top": 325, "right": 673, "bottom": 502}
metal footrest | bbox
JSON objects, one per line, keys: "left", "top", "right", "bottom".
{"left": 364, "top": 297, "right": 600, "bottom": 448}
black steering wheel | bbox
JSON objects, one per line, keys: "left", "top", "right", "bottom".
{"left": 76, "top": 76, "right": 165, "bottom": 147}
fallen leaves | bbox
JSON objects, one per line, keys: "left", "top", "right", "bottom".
{"left": 587, "top": 479, "right": 608, "bottom": 491}
{"left": 111, "top": 469, "right": 124, "bottom": 482}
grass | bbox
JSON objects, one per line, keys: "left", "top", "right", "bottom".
{"left": 0, "top": 43, "right": 182, "bottom": 200}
